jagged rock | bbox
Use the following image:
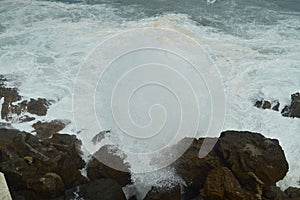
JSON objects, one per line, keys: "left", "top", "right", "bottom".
{"left": 272, "top": 101, "right": 280, "bottom": 111}
{"left": 284, "top": 187, "right": 300, "bottom": 198}
{"left": 216, "top": 131, "right": 288, "bottom": 187}
{"left": 263, "top": 185, "right": 288, "bottom": 200}
{"left": 171, "top": 138, "right": 221, "bottom": 199}
{"left": 254, "top": 100, "right": 279, "bottom": 111}
{"left": 87, "top": 145, "right": 131, "bottom": 187}
{"left": 281, "top": 92, "right": 300, "bottom": 118}
{"left": 172, "top": 131, "right": 288, "bottom": 200}
{"left": 27, "top": 98, "right": 51, "bottom": 116}
{"left": 32, "top": 120, "right": 66, "bottom": 140}
{"left": 144, "top": 185, "right": 181, "bottom": 200}
{"left": 65, "top": 179, "right": 126, "bottom": 200}
{"left": 0, "top": 128, "right": 87, "bottom": 199}
{"left": 200, "top": 167, "right": 253, "bottom": 200}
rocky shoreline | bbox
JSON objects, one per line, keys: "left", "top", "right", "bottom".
{"left": 0, "top": 76, "right": 300, "bottom": 200}
{"left": 1, "top": 128, "right": 300, "bottom": 200}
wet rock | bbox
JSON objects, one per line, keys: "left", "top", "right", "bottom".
{"left": 216, "top": 131, "right": 288, "bottom": 187}
{"left": 254, "top": 99, "right": 278, "bottom": 110}
{"left": 281, "top": 92, "right": 300, "bottom": 118}
{"left": 272, "top": 101, "right": 280, "bottom": 111}
{"left": 284, "top": 187, "right": 300, "bottom": 198}
{"left": 87, "top": 145, "right": 131, "bottom": 187}
{"left": 144, "top": 185, "right": 181, "bottom": 200}
{"left": 0, "top": 128, "right": 87, "bottom": 198}
{"left": 32, "top": 120, "right": 66, "bottom": 140}
{"left": 30, "top": 172, "right": 65, "bottom": 197}
{"left": 27, "top": 98, "right": 51, "bottom": 116}
{"left": 200, "top": 167, "right": 253, "bottom": 200}
{"left": 65, "top": 179, "right": 126, "bottom": 200}
{"left": 262, "top": 101, "right": 271, "bottom": 109}
{"left": 172, "top": 138, "right": 221, "bottom": 199}
{"left": 263, "top": 185, "right": 288, "bottom": 200}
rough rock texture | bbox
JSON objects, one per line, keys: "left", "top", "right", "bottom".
{"left": 200, "top": 167, "right": 254, "bottom": 200}
{"left": 217, "top": 131, "right": 288, "bottom": 187}
{"left": 32, "top": 120, "right": 66, "bottom": 140}
{"left": 65, "top": 179, "right": 127, "bottom": 200}
{"left": 87, "top": 145, "right": 131, "bottom": 187}
{"left": 0, "top": 76, "right": 51, "bottom": 121}
{"left": 282, "top": 92, "right": 300, "bottom": 118}
{"left": 262, "top": 186, "right": 288, "bottom": 200}
{"left": 285, "top": 187, "right": 300, "bottom": 198}
{"left": 0, "top": 128, "right": 87, "bottom": 199}
{"left": 172, "top": 138, "right": 222, "bottom": 199}
{"left": 144, "top": 185, "right": 181, "bottom": 200}
{"left": 254, "top": 100, "right": 280, "bottom": 111}
{"left": 172, "top": 131, "right": 289, "bottom": 200}
{"left": 27, "top": 98, "right": 51, "bottom": 116}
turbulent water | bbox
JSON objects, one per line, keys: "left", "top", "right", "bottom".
{"left": 0, "top": 0, "right": 300, "bottom": 194}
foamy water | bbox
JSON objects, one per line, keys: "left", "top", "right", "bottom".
{"left": 0, "top": 0, "right": 299, "bottom": 192}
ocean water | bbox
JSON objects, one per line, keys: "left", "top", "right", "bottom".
{"left": 0, "top": 0, "right": 300, "bottom": 194}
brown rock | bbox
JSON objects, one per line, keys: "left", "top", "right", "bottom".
{"left": 31, "top": 172, "right": 65, "bottom": 197}
{"left": 216, "top": 131, "right": 288, "bottom": 187}
{"left": 263, "top": 185, "right": 288, "bottom": 200}
{"left": 171, "top": 138, "right": 221, "bottom": 199}
{"left": 144, "top": 185, "right": 181, "bottom": 200}
{"left": 282, "top": 92, "right": 300, "bottom": 118}
{"left": 0, "top": 128, "right": 87, "bottom": 198}
{"left": 87, "top": 145, "right": 131, "bottom": 187}
{"left": 32, "top": 120, "right": 66, "bottom": 140}
{"left": 262, "top": 101, "right": 271, "bottom": 109}
{"left": 27, "top": 98, "right": 51, "bottom": 116}
{"left": 200, "top": 167, "right": 253, "bottom": 200}
{"left": 285, "top": 187, "right": 300, "bottom": 198}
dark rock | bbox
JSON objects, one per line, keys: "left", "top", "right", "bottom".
{"left": 91, "top": 130, "right": 110, "bottom": 145}
{"left": 263, "top": 185, "right": 288, "bottom": 200}
{"left": 216, "top": 131, "right": 288, "bottom": 187}
{"left": 0, "top": 128, "right": 87, "bottom": 198}
{"left": 272, "top": 101, "right": 280, "bottom": 111}
{"left": 87, "top": 145, "right": 131, "bottom": 187}
{"left": 285, "top": 187, "right": 300, "bottom": 198}
{"left": 27, "top": 98, "right": 51, "bottom": 116}
{"left": 172, "top": 131, "right": 289, "bottom": 200}
{"left": 172, "top": 138, "right": 222, "bottom": 199}
{"left": 281, "top": 92, "right": 300, "bottom": 118}
{"left": 65, "top": 179, "right": 126, "bottom": 200}
{"left": 19, "top": 115, "right": 35, "bottom": 123}
{"left": 262, "top": 101, "right": 272, "bottom": 109}
{"left": 254, "top": 100, "right": 263, "bottom": 108}
{"left": 32, "top": 120, "right": 66, "bottom": 140}
{"left": 144, "top": 185, "right": 181, "bottom": 200}
{"left": 254, "top": 99, "right": 280, "bottom": 111}
{"left": 200, "top": 167, "right": 254, "bottom": 200}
